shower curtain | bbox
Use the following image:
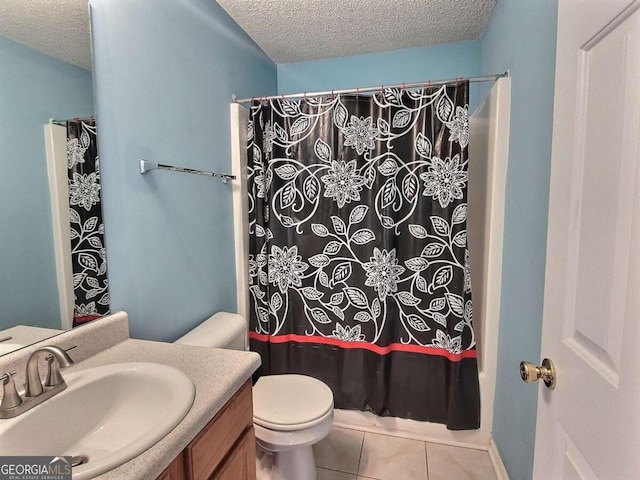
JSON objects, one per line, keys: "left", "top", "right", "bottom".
{"left": 66, "top": 120, "right": 110, "bottom": 326}
{"left": 247, "top": 82, "right": 479, "bottom": 429}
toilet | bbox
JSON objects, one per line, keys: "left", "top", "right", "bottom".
{"left": 175, "top": 312, "right": 334, "bottom": 480}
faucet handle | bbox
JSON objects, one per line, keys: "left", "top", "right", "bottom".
{"left": 45, "top": 356, "right": 64, "bottom": 387}
{"left": 1, "top": 372, "right": 22, "bottom": 411}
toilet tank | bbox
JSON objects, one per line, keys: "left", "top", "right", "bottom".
{"left": 174, "top": 312, "right": 247, "bottom": 351}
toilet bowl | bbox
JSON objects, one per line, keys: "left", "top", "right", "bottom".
{"left": 175, "top": 313, "right": 334, "bottom": 480}
{"left": 253, "top": 374, "right": 334, "bottom": 480}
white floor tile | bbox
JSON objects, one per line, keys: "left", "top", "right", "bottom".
{"left": 358, "top": 432, "right": 428, "bottom": 480}
{"left": 313, "top": 427, "right": 365, "bottom": 474}
{"left": 317, "top": 467, "right": 357, "bottom": 480}
{"left": 426, "top": 443, "right": 497, "bottom": 480}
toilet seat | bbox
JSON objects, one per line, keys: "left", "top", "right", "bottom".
{"left": 253, "top": 374, "right": 334, "bottom": 431}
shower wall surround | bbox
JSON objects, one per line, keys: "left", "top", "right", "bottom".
{"left": 90, "top": 0, "right": 277, "bottom": 341}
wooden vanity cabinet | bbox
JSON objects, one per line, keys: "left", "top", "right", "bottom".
{"left": 158, "top": 380, "right": 256, "bottom": 480}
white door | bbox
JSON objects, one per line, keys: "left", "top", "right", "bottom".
{"left": 533, "top": 1, "right": 640, "bottom": 479}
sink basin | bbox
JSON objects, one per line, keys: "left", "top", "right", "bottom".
{"left": 0, "top": 362, "right": 195, "bottom": 479}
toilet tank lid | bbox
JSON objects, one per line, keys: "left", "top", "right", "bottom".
{"left": 175, "top": 312, "right": 246, "bottom": 348}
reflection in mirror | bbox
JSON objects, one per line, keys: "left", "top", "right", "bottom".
{"left": 0, "top": 1, "right": 109, "bottom": 355}
{"left": 46, "top": 119, "right": 110, "bottom": 328}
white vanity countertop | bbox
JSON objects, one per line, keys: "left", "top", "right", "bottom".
{"left": 78, "top": 338, "right": 261, "bottom": 479}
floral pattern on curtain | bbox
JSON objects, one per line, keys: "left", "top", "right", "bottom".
{"left": 247, "top": 82, "right": 480, "bottom": 429}
{"left": 66, "top": 120, "right": 110, "bottom": 326}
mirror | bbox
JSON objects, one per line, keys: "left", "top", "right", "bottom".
{"left": 0, "top": 1, "right": 102, "bottom": 354}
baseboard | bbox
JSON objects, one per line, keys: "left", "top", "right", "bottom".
{"left": 333, "top": 409, "right": 491, "bottom": 450}
{"left": 488, "top": 438, "right": 510, "bottom": 480}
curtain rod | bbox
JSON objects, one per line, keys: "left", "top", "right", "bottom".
{"left": 233, "top": 71, "right": 509, "bottom": 104}
{"left": 49, "top": 116, "right": 95, "bottom": 126}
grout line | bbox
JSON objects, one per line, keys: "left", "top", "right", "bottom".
{"left": 336, "top": 426, "right": 452, "bottom": 480}
{"left": 425, "top": 440, "right": 430, "bottom": 479}
{"left": 355, "top": 431, "right": 366, "bottom": 478}
{"left": 332, "top": 420, "right": 489, "bottom": 451}
{"left": 334, "top": 425, "right": 369, "bottom": 433}
{"left": 318, "top": 466, "right": 347, "bottom": 473}
{"left": 318, "top": 466, "right": 357, "bottom": 475}
{"left": 347, "top": 425, "right": 438, "bottom": 447}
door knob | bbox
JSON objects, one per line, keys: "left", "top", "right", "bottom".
{"left": 520, "top": 358, "right": 556, "bottom": 389}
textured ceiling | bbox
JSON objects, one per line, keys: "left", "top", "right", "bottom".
{"left": 216, "top": 0, "right": 497, "bottom": 64}
{"left": 1, "top": 0, "right": 496, "bottom": 70}
{"left": 0, "top": 0, "right": 91, "bottom": 70}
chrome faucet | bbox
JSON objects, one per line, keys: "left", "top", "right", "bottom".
{"left": 0, "top": 345, "right": 74, "bottom": 419}
{"left": 25, "top": 346, "right": 74, "bottom": 397}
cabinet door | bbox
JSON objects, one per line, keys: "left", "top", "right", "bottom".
{"left": 158, "top": 451, "right": 186, "bottom": 480}
{"left": 157, "top": 380, "right": 255, "bottom": 480}
{"left": 214, "top": 428, "right": 256, "bottom": 480}
{"left": 186, "top": 381, "right": 253, "bottom": 480}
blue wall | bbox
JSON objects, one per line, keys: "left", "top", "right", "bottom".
{"left": 480, "top": 2, "right": 558, "bottom": 478}
{"left": 277, "top": 41, "right": 481, "bottom": 108}
{"left": 0, "top": 36, "right": 94, "bottom": 330}
{"left": 90, "top": 0, "right": 277, "bottom": 341}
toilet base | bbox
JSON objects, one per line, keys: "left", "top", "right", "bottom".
{"left": 256, "top": 444, "right": 317, "bottom": 480}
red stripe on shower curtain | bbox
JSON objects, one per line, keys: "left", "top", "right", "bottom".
{"left": 249, "top": 331, "right": 477, "bottom": 361}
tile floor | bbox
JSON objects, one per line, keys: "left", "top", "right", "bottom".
{"left": 313, "top": 426, "right": 498, "bottom": 480}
